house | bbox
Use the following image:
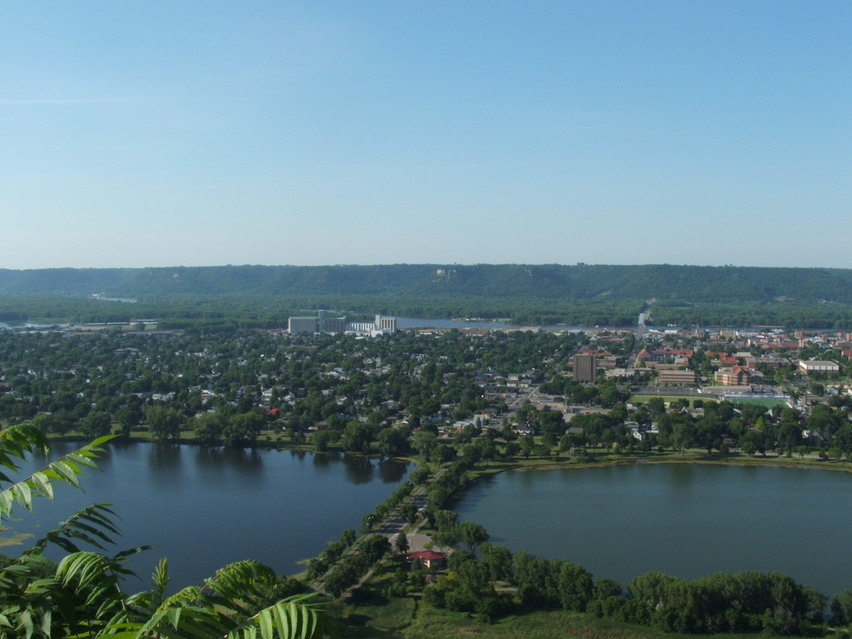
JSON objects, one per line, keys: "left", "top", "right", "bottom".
{"left": 406, "top": 550, "right": 446, "bottom": 570}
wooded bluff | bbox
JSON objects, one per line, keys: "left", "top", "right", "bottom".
{"left": 1, "top": 264, "right": 851, "bottom": 328}
{"left": 1, "top": 264, "right": 851, "bottom": 303}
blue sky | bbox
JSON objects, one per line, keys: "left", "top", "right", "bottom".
{"left": 2, "top": 1, "right": 850, "bottom": 269}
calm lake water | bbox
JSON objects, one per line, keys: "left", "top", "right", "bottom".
{"left": 3, "top": 442, "right": 408, "bottom": 590}
{"left": 455, "top": 463, "right": 852, "bottom": 598}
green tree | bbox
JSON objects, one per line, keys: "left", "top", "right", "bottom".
{"left": 80, "top": 410, "right": 112, "bottom": 438}
{"left": 456, "top": 521, "right": 490, "bottom": 551}
{"left": 311, "top": 428, "right": 334, "bottom": 452}
{"left": 479, "top": 542, "right": 513, "bottom": 582}
{"left": 223, "top": 410, "right": 265, "bottom": 447}
{"left": 399, "top": 501, "right": 418, "bottom": 524}
{"left": 144, "top": 404, "right": 184, "bottom": 443}
{"left": 519, "top": 434, "right": 535, "bottom": 458}
{"left": 191, "top": 410, "right": 226, "bottom": 446}
{"left": 377, "top": 427, "right": 409, "bottom": 457}
{"left": 341, "top": 421, "right": 374, "bottom": 454}
{"left": 395, "top": 532, "right": 409, "bottom": 555}
{"left": 831, "top": 589, "right": 852, "bottom": 626}
{"left": 556, "top": 560, "right": 594, "bottom": 611}
{"left": 115, "top": 401, "right": 143, "bottom": 436}
{"left": 411, "top": 430, "right": 438, "bottom": 461}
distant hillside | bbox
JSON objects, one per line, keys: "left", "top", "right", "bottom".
{"left": 0, "top": 264, "right": 851, "bottom": 304}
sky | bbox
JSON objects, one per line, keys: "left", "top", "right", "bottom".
{"left": 1, "top": 1, "right": 850, "bottom": 269}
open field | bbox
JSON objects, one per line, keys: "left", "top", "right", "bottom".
{"left": 724, "top": 397, "right": 792, "bottom": 408}
{"left": 629, "top": 394, "right": 708, "bottom": 405}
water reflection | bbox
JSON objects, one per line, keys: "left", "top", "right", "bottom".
{"left": 342, "top": 455, "right": 374, "bottom": 484}
{"left": 669, "top": 463, "right": 696, "bottom": 487}
{"left": 147, "top": 444, "right": 183, "bottom": 490}
{"left": 311, "top": 452, "right": 334, "bottom": 474}
{"left": 220, "top": 447, "right": 263, "bottom": 474}
{"left": 193, "top": 446, "right": 264, "bottom": 474}
{"left": 148, "top": 443, "right": 182, "bottom": 469}
{"left": 194, "top": 446, "right": 226, "bottom": 468}
{"left": 289, "top": 449, "right": 308, "bottom": 462}
{"left": 377, "top": 459, "right": 408, "bottom": 483}
{"left": 11, "top": 443, "right": 411, "bottom": 589}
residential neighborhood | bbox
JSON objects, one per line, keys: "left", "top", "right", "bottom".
{"left": 1, "top": 319, "right": 850, "bottom": 459}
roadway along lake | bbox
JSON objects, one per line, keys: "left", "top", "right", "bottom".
{"left": 454, "top": 462, "right": 852, "bottom": 598}
{"left": 4, "top": 441, "right": 408, "bottom": 590}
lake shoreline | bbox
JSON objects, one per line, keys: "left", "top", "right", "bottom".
{"left": 454, "top": 455, "right": 852, "bottom": 599}
{"left": 464, "top": 450, "right": 852, "bottom": 482}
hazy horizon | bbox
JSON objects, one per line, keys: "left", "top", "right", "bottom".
{"left": 0, "top": 261, "right": 848, "bottom": 272}
{"left": 3, "top": 2, "right": 850, "bottom": 270}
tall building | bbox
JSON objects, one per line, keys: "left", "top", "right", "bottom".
{"left": 318, "top": 315, "right": 346, "bottom": 333}
{"left": 289, "top": 311, "right": 346, "bottom": 334}
{"left": 375, "top": 315, "right": 397, "bottom": 332}
{"left": 572, "top": 353, "right": 597, "bottom": 383}
{"left": 289, "top": 312, "right": 395, "bottom": 335}
{"left": 288, "top": 316, "right": 318, "bottom": 334}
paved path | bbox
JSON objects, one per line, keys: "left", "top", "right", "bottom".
{"left": 312, "top": 465, "right": 445, "bottom": 595}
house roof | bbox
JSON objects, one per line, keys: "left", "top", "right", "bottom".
{"left": 407, "top": 550, "right": 445, "bottom": 561}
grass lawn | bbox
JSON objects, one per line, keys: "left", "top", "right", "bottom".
{"left": 342, "top": 595, "right": 417, "bottom": 638}
{"left": 357, "top": 603, "right": 820, "bottom": 639}
{"left": 629, "top": 394, "right": 791, "bottom": 411}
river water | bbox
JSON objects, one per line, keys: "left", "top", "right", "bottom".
{"left": 455, "top": 463, "right": 852, "bottom": 598}
{"left": 2, "top": 441, "right": 408, "bottom": 590}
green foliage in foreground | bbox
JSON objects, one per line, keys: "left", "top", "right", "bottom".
{"left": 0, "top": 425, "right": 336, "bottom": 638}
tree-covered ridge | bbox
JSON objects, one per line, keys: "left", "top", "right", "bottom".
{"left": 1, "top": 264, "right": 852, "bottom": 304}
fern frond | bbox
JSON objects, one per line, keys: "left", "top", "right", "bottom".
{"left": 202, "top": 559, "right": 279, "bottom": 617}
{"left": 0, "top": 425, "right": 50, "bottom": 480}
{"left": 135, "top": 588, "right": 221, "bottom": 639}
{"left": 57, "top": 551, "right": 113, "bottom": 590}
{"left": 28, "top": 503, "right": 122, "bottom": 555}
{"left": 0, "top": 432, "right": 114, "bottom": 518}
{"left": 125, "top": 557, "right": 170, "bottom": 615}
{"left": 228, "top": 594, "right": 337, "bottom": 639}
{"left": 122, "top": 592, "right": 335, "bottom": 639}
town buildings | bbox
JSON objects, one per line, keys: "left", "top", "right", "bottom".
{"left": 572, "top": 353, "right": 597, "bottom": 383}
{"left": 288, "top": 312, "right": 397, "bottom": 336}
{"left": 799, "top": 360, "right": 841, "bottom": 376}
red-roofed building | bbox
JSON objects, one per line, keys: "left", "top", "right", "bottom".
{"left": 715, "top": 366, "right": 763, "bottom": 386}
{"left": 578, "top": 348, "right": 612, "bottom": 357}
{"left": 406, "top": 550, "right": 446, "bottom": 569}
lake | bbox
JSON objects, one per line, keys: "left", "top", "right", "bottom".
{"left": 454, "top": 462, "right": 852, "bottom": 598}
{"left": 2, "top": 441, "right": 408, "bottom": 590}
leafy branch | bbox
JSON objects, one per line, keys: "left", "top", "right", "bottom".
{"left": 0, "top": 426, "right": 113, "bottom": 518}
